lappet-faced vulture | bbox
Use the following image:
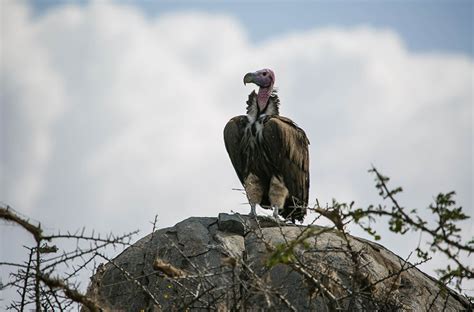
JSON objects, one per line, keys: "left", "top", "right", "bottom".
{"left": 223, "top": 69, "right": 310, "bottom": 222}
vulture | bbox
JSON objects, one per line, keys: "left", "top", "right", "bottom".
{"left": 223, "top": 69, "right": 310, "bottom": 222}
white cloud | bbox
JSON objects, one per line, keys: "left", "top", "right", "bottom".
{"left": 1, "top": 0, "right": 472, "bottom": 303}
{"left": 1, "top": 1, "right": 67, "bottom": 210}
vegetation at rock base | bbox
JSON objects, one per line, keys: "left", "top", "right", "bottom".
{"left": 1, "top": 167, "right": 472, "bottom": 311}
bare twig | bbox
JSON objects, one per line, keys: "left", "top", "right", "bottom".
{"left": 96, "top": 252, "right": 162, "bottom": 309}
{"left": 38, "top": 274, "right": 102, "bottom": 312}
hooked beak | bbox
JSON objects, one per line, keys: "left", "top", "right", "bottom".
{"left": 243, "top": 72, "right": 255, "bottom": 85}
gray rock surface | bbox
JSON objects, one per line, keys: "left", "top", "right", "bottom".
{"left": 85, "top": 214, "right": 471, "bottom": 311}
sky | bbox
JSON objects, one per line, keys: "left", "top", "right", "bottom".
{"left": 1, "top": 0, "right": 473, "bottom": 307}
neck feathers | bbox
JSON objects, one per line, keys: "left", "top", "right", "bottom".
{"left": 246, "top": 90, "right": 280, "bottom": 122}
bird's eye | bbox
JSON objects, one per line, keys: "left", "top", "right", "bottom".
{"left": 262, "top": 72, "right": 267, "bottom": 76}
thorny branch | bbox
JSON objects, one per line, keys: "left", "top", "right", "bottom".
{"left": 37, "top": 274, "right": 102, "bottom": 312}
{"left": 1, "top": 204, "right": 137, "bottom": 311}
{"left": 1, "top": 166, "right": 472, "bottom": 310}
{"left": 96, "top": 253, "right": 162, "bottom": 310}
{"left": 0, "top": 206, "right": 44, "bottom": 242}
{"left": 351, "top": 167, "right": 473, "bottom": 293}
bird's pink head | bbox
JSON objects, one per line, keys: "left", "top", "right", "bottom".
{"left": 243, "top": 69, "right": 275, "bottom": 111}
{"left": 243, "top": 69, "right": 275, "bottom": 88}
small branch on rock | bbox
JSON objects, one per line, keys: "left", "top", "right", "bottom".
{"left": 153, "top": 258, "right": 187, "bottom": 278}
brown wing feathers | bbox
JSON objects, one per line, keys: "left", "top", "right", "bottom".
{"left": 262, "top": 117, "right": 310, "bottom": 219}
{"left": 223, "top": 116, "right": 247, "bottom": 185}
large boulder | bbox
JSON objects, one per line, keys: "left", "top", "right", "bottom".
{"left": 85, "top": 214, "right": 471, "bottom": 311}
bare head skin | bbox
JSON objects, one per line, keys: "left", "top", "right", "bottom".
{"left": 243, "top": 69, "right": 275, "bottom": 111}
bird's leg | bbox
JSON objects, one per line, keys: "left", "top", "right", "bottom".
{"left": 268, "top": 176, "right": 287, "bottom": 222}
{"left": 244, "top": 174, "right": 262, "bottom": 218}
{"left": 272, "top": 206, "right": 280, "bottom": 219}
{"left": 249, "top": 203, "right": 257, "bottom": 217}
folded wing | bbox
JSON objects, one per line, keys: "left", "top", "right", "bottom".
{"left": 262, "top": 116, "right": 310, "bottom": 220}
